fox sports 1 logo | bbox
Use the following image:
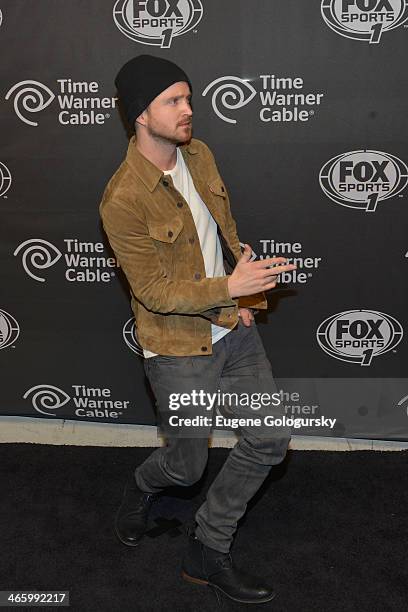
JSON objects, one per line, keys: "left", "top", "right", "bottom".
{"left": 317, "top": 310, "right": 403, "bottom": 365}
{"left": 319, "top": 150, "right": 408, "bottom": 212}
{"left": 113, "top": 0, "right": 203, "bottom": 48}
{"left": 321, "top": 0, "right": 408, "bottom": 43}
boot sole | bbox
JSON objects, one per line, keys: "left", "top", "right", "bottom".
{"left": 114, "top": 513, "right": 144, "bottom": 547}
{"left": 181, "top": 571, "right": 277, "bottom": 604}
{"left": 114, "top": 523, "right": 144, "bottom": 547}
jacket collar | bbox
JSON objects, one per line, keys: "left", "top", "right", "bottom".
{"left": 125, "top": 136, "right": 198, "bottom": 193}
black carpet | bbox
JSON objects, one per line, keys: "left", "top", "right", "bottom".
{"left": 1, "top": 444, "right": 407, "bottom": 611}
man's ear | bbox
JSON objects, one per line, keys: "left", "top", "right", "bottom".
{"left": 136, "top": 109, "right": 148, "bottom": 127}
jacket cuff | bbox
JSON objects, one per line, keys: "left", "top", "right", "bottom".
{"left": 214, "top": 275, "right": 237, "bottom": 307}
{"left": 238, "top": 292, "right": 268, "bottom": 310}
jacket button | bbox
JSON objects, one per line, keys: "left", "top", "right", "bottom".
{"left": 189, "top": 237, "right": 195, "bottom": 244}
{"left": 162, "top": 179, "right": 169, "bottom": 187}
{"left": 177, "top": 202, "right": 183, "bottom": 208}
{"left": 168, "top": 230, "right": 173, "bottom": 238}
{"left": 194, "top": 272, "right": 201, "bottom": 280}
{"left": 201, "top": 346, "right": 208, "bottom": 352}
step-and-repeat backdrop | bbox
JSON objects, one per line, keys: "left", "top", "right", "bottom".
{"left": 1, "top": 1, "right": 407, "bottom": 440}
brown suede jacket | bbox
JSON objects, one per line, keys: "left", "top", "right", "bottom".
{"left": 99, "top": 136, "right": 267, "bottom": 356}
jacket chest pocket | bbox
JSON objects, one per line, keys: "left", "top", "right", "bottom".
{"left": 208, "top": 177, "right": 227, "bottom": 200}
{"left": 208, "top": 175, "right": 233, "bottom": 230}
{"left": 146, "top": 216, "right": 184, "bottom": 275}
{"left": 207, "top": 178, "right": 229, "bottom": 229}
{"left": 147, "top": 215, "right": 183, "bottom": 244}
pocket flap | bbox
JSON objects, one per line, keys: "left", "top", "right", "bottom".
{"left": 208, "top": 178, "right": 227, "bottom": 199}
{"left": 147, "top": 216, "right": 183, "bottom": 243}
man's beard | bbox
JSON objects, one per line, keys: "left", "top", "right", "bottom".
{"left": 147, "top": 122, "right": 192, "bottom": 146}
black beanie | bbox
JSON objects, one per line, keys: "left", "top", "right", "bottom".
{"left": 115, "top": 54, "right": 192, "bottom": 130}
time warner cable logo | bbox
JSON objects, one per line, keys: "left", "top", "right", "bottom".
{"left": 203, "top": 74, "right": 325, "bottom": 125}
{"left": 23, "top": 385, "right": 71, "bottom": 416}
{"left": 13, "top": 238, "right": 119, "bottom": 283}
{"left": 321, "top": 0, "right": 408, "bottom": 43}
{"left": 319, "top": 150, "right": 408, "bottom": 212}
{"left": 5, "top": 79, "right": 116, "bottom": 127}
{"left": 316, "top": 310, "right": 403, "bottom": 365}
{"left": 14, "top": 239, "right": 62, "bottom": 282}
{"left": 23, "top": 384, "right": 131, "bottom": 419}
{"left": 202, "top": 77, "right": 257, "bottom": 124}
{"left": 113, "top": 0, "right": 203, "bottom": 48}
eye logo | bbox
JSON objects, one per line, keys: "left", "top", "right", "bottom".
{"left": 5, "top": 80, "right": 55, "bottom": 127}
{"left": 202, "top": 77, "right": 257, "bottom": 124}
{"left": 321, "top": 0, "right": 408, "bottom": 43}
{"left": 13, "top": 239, "right": 62, "bottom": 282}
{"left": 123, "top": 317, "right": 144, "bottom": 356}
{"left": 113, "top": 0, "right": 203, "bottom": 48}
{"left": 319, "top": 150, "right": 408, "bottom": 212}
{"left": 0, "top": 162, "right": 12, "bottom": 197}
{"left": 0, "top": 309, "right": 20, "bottom": 350}
{"left": 316, "top": 309, "right": 403, "bottom": 365}
{"left": 23, "top": 384, "right": 71, "bottom": 416}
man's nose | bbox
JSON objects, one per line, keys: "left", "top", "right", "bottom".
{"left": 183, "top": 100, "right": 193, "bottom": 115}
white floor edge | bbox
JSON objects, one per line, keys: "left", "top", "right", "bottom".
{"left": 0, "top": 416, "right": 407, "bottom": 450}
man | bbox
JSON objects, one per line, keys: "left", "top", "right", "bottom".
{"left": 100, "top": 55, "right": 296, "bottom": 604}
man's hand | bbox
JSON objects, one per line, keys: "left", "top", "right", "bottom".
{"left": 227, "top": 243, "right": 297, "bottom": 299}
{"left": 238, "top": 307, "right": 254, "bottom": 327}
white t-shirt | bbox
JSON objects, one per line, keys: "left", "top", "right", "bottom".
{"left": 143, "top": 147, "right": 231, "bottom": 358}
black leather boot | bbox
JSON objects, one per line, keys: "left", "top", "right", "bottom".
{"left": 181, "top": 533, "right": 276, "bottom": 604}
{"left": 114, "top": 475, "right": 159, "bottom": 546}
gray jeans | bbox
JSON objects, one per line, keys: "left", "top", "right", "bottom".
{"left": 135, "top": 318, "right": 290, "bottom": 553}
